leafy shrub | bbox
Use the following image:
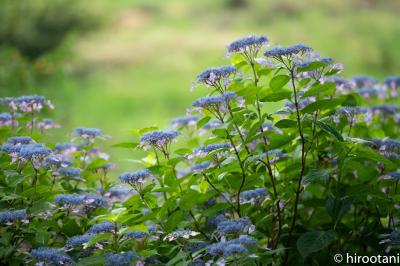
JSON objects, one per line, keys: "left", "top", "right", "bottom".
{"left": 0, "top": 35, "right": 400, "bottom": 265}
{"left": 0, "top": 0, "right": 96, "bottom": 59}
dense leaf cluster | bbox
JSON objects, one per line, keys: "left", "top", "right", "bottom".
{"left": 1, "top": 35, "right": 400, "bottom": 265}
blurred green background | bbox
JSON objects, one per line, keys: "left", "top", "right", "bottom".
{"left": 1, "top": 0, "right": 399, "bottom": 167}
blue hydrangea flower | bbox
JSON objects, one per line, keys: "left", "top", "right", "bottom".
{"left": 216, "top": 217, "right": 253, "bottom": 235}
{"left": 206, "top": 213, "right": 228, "bottom": 229}
{"left": 88, "top": 221, "right": 115, "bottom": 234}
{"left": 75, "top": 127, "right": 103, "bottom": 137}
{"left": 384, "top": 76, "right": 400, "bottom": 89}
{"left": 6, "top": 136, "right": 33, "bottom": 145}
{"left": 139, "top": 130, "right": 180, "bottom": 151}
{"left": 58, "top": 168, "right": 82, "bottom": 180}
{"left": 74, "top": 127, "right": 105, "bottom": 142}
{"left": 106, "top": 187, "right": 130, "bottom": 198}
{"left": 371, "top": 105, "right": 399, "bottom": 115}
{"left": 368, "top": 139, "right": 400, "bottom": 152}
{"left": 31, "top": 247, "right": 74, "bottom": 266}
{"left": 0, "top": 112, "right": 12, "bottom": 127}
{"left": 192, "top": 92, "right": 237, "bottom": 115}
{"left": 187, "top": 242, "right": 210, "bottom": 253}
{"left": 358, "top": 88, "right": 381, "bottom": 98}
{"left": 2, "top": 143, "right": 23, "bottom": 155}
{"left": 264, "top": 44, "right": 311, "bottom": 58}
{"left": 55, "top": 194, "right": 85, "bottom": 206}
{"left": 351, "top": 75, "right": 377, "bottom": 88}
{"left": 119, "top": 169, "right": 151, "bottom": 192}
{"left": 66, "top": 234, "right": 92, "bottom": 248}
{"left": 191, "top": 161, "right": 212, "bottom": 173}
{"left": 36, "top": 118, "right": 60, "bottom": 130}
{"left": 0, "top": 97, "right": 17, "bottom": 110}
{"left": 296, "top": 57, "right": 333, "bottom": 69}
{"left": 0, "top": 209, "right": 27, "bottom": 224}
{"left": 83, "top": 194, "right": 107, "bottom": 208}
{"left": 163, "top": 230, "right": 200, "bottom": 241}
{"left": 202, "top": 119, "right": 221, "bottom": 130}
{"left": 197, "top": 66, "right": 237, "bottom": 87}
{"left": 230, "top": 235, "right": 258, "bottom": 246}
{"left": 208, "top": 235, "right": 257, "bottom": 257}
{"left": 336, "top": 106, "right": 368, "bottom": 116}
{"left": 54, "top": 143, "right": 78, "bottom": 153}
{"left": 14, "top": 95, "right": 53, "bottom": 113}
{"left": 380, "top": 172, "right": 400, "bottom": 180}
{"left": 171, "top": 115, "right": 199, "bottom": 127}
{"left": 222, "top": 243, "right": 247, "bottom": 256}
{"left": 19, "top": 143, "right": 51, "bottom": 160}
{"left": 122, "top": 230, "right": 149, "bottom": 240}
{"left": 227, "top": 35, "right": 268, "bottom": 53}
{"left": 45, "top": 157, "right": 72, "bottom": 168}
{"left": 240, "top": 188, "right": 268, "bottom": 204}
{"left": 194, "top": 143, "right": 230, "bottom": 157}
{"left": 105, "top": 252, "right": 136, "bottom": 266}
{"left": 259, "top": 149, "right": 286, "bottom": 164}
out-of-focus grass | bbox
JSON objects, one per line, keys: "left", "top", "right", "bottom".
{"left": 3, "top": 0, "right": 400, "bottom": 169}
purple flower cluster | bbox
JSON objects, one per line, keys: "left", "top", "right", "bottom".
{"left": 31, "top": 247, "right": 74, "bottom": 266}
{"left": 0, "top": 209, "right": 28, "bottom": 224}
{"left": 264, "top": 44, "right": 311, "bottom": 58}
{"left": 197, "top": 66, "right": 237, "bottom": 87}
{"left": 0, "top": 95, "right": 53, "bottom": 113}
{"left": 171, "top": 115, "right": 199, "bottom": 127}
{"left": 208, "top": 235, "right": 257, "bottom": 257}
{"left": 194, "top": 143, "right": 230, "bottom": 157}
{"left": 227, "top": 35, "right": 268, "bottom": 53}
{"left": 240, "top": 188, "right": 268, "bottom": 205}
{"left": 105, "top": 252, "right": 136, "bottom": 266}
{"left": 139, "top": 130, "right": 180, "bottom": 152}
{"left": 119, "top": 169, "right": 152, "bottom": 192}
{"left": 88, "top": 221, "right": 115, "bottom": 234}
{"left": 216, "top": 216, "right": 254, "bottom": 235}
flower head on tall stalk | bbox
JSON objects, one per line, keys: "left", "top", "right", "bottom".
{"left": 196, "top": 65, "right": 237, "bottom": 92}
{"left": 119, "top": 169, "right": 152, "bottom": 194}
{"left": 264, "top": 44, "right": 312, "bottom": 70}
{"left": 0, "top": 209, "right": 28, "bottom": 225}
{"left": 227, "top": 35, "right": 268, "bottom": 62}
{"left": 31, "top": 247, "right": 74, "bottom": 266}
{"left": 192, "top": 92, "right": 237, "bottom": 121}
{"left": 171, "top": 115, "right": 199, "bottom": 128}
{"left": 19, "top": 143, "right": 51, "bottom": 169}
{"left": 139, "top": 130, "right": 180, "bottom": 157}
{"left": 74, "top": 127, "right": 106, "bottom": 143}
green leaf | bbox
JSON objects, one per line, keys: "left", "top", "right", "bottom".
{"left": 297, "top": 230, "right": 338, "bottom": 258}
{"left": 325, "top": 196, "right": 355, "bottom": 225}
{"left": 316, "top": 121, "right": 344, "bottom": 141}
{"left": 303, "top": 82, "right": 335, "bottom": 97}
{"left": 261, "top": 89, "right": 292, "bottom": 102}
{"left": 180, "top": 190, "right": 199, "bottom": 210}
{"left": 269, "top": 74, "right": 290, "bottom": 90}
{"left": 301, "top": 98, "right": 343, "bottom": 114}
{"left": 212, "top": 129, "right": 228, "bottom": 139}
{"left": 167, "top": 250, "right": 187, "bottom": 266}
{"left": 302, "top": 168, "right": 332, "bottom": 185}
{"left": 275, "top": 119, "right": 297, "bottom": 129}
{"left": 166, "top": 210, "right": 184, "bottom": 231}
{"left": 77, "top": 255, "right": 105, "bottom": 266}
{"left": 87, "top": 233, "right": 112, "bottom": 247}
{"left": 111, "top": 142, "right": 138, "bottom": 149}
{"left": 197, "top": 116, "right": 211, "bottom": 129}
{"left": 5, "top": 170, "right": 27, "bottom": 187}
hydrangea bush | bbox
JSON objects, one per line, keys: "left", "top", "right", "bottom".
{"left": 1, "top": 35, "right": 400, "bottom": 265}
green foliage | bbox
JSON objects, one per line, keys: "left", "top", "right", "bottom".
{"left": 0, "top": 34, "right": 400, "bottom": 266}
